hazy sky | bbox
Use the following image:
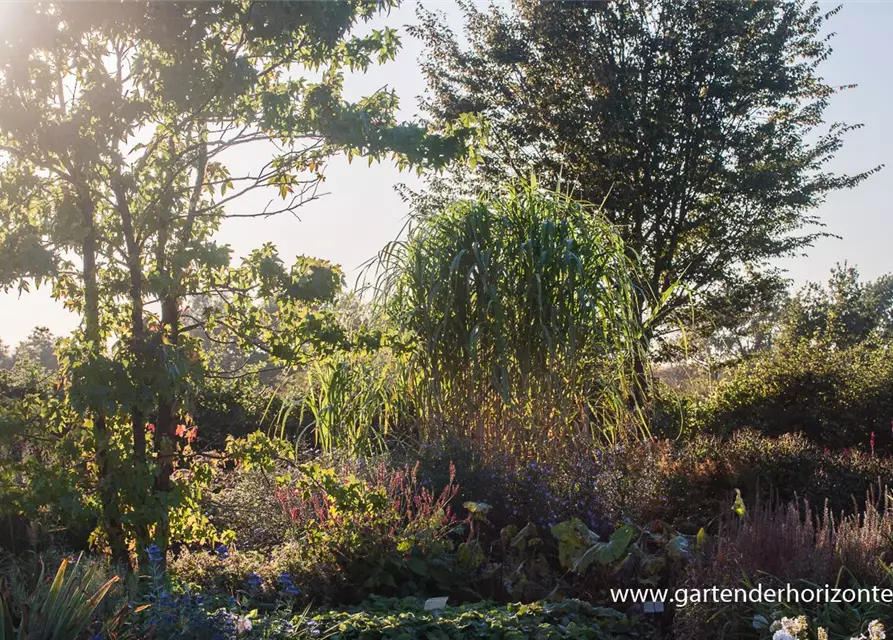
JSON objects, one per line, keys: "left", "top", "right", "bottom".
{"left": 1, "top": 1, "right": 891, "bottom": 346}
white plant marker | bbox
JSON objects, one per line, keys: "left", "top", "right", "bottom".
{"left": 424, "top": 597, "right": 449, "bottom": 611}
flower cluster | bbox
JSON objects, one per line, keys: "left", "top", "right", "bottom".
{"left": 770, "top": 615, "right": 809, "bottom": 640}
{"left": 146, "top": 543, "right": 163, "bottom": 564}
{"left": 305, "top": 619, "right": 322, "bottom": 637}
{"left": 277, "top": 572, "right": 300, "bottom": 597}
{"left": 769, "top": 616, "right": 886, "bottom": 640}
{"left": 853, "top": 620, "right": 887, "bottom": 640}
{"left": 246, "top": 572, "right": 262, "bottom": 589}
{"left": 146, "top": 590, "right": 212, "bottom": 636}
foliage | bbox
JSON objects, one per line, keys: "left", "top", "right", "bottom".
{"left": 651, "top": 429, "right": 893, "bottom": 524}
{"left": 0, "top": 375, "right": 99, "bottom": 551}
{"left": 179, "top": 444, "right": 695, "bottom": 609}
{"left": 672, "top": 264, "right": 893, "bottom": 380}
{"left": 413, "top": 436, "right": 671, "bottom": 534}
{"left": 174, "top": 456, "right": 473, "bottom": 604}
{"left": 696, "top": 338, "right": 893, "bottom": 449}
{"left": 379, "top": 179, "right": 647, "bottom": 447}
{"left": 1, "top": 328, "right": 59, "bottom": 374}
{"left": 276, "top": 460, "right": 469, "bottom": 602}
{"left": 780, "top": 264, "right": 893, "bottom": 349}
{"left": 296, "top": 351, "right": 400, "bottom": 457}
{"left": 412, "top": 0, "right": 880, "bottom": 347}
{"left": 203, "top": 469, "right": 293, "bottom": 551}
{"left": 307, "top": 597, "right": 647, "bottom": 639}
{"left": 0, "top": 555, "right": 122, "bottom": 640}
{"left": 0, "top": 0, "right": 475, "bottom": 564}
{"left": 413, "top": 429, "right": 893, "bottom": 534}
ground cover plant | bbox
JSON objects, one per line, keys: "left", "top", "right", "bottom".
{"left": 1, "top": 0, "right": 891, "bottom": 639}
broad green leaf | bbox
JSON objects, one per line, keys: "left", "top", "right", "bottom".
{"left": 573, "top": 524, "right": 636, "bottom": 574}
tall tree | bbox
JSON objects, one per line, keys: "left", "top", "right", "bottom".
{"left": 781, "top": 264, "right": 893, "bottom": 348}
{"left": 0, "top": 1, "right": 470, "bottom": 564}
{"left": 412, "top": 0, "right": 881, "bottom": 363}
{"left": 0, "top": 340, "right": 12, "bottom": 370}
{"left": 12, "top": 327, "right": 59, "bottom": 372}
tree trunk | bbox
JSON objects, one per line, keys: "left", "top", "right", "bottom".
{"left": 152, "top": 294, "right": 179, "bottom": 570}
{"left": 627, "top": 300, "right": 653, "bottom": 428}
{"left": 151, "top": 139, "right": 204, "bottom": 567}
{"left": 80, "top": 190, "right": 129, "bottom": 565}
{"left": 115, "top": 180, "right": 150, "bottom": 566}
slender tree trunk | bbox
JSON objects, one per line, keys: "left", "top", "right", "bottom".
{"left": 150, "top": 139, "right": 205, "bottom": 568}
{"left": 115, "top": 181, "right": 148, "bottom": 462}
{"left": 115, "top": 179, "right": 150, "bottom": 565}
{"left": 153, "top": 294, "right": 179, "bottom": 566}
{"left": 80, "top": 190, "right": 129, "bottom": 565}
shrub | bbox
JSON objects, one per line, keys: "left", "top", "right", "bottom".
{"left": 204, "top": 469, "right": 292, "bottom": 551}
{"left": 274, "top": 460, "right": 472, "bottom": 603}
{"left": 186, "top": 458, "right": 477, "bottom": 604}
{"left": 639, "top": 430, "right": 893, "bottom": 525}
{"left": 191, "top": 376, "right": 292, "bottom": 450}
{"left": 170, "top": 548, "right": 269, "bottom": 595}
{"left": 696, "top": 338, "right": 893, "bottom": 449}
{"left": 412, "top": 437, "right": 670, "bottom": 537}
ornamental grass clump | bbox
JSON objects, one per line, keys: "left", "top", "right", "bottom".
{"left": 376, "top": 179, "right": 652, "bottom": 450}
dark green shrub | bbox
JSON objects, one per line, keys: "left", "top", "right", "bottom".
{"left": 191, "top": 376, "right": 295, "bottom": 450}
{"left": 697, "top": 338, "right": 893, "bottom": 449}
{"left": 660, "top": 430, "right": 893, "bottom": 521}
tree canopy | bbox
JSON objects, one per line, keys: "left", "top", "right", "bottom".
{"left": 0, "top": 0, "right": 472, "bottom": 565}
{"left": 412, "top": 0, "right": 881, "bottom": 346}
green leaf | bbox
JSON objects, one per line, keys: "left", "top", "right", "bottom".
{"left": 696, "top": 527, "right": 707, "bottom": 550}
{"left": 732, "top": 488, "right": 747, "bottom": 518}
{"left": 407, "top": 555, "right": 429, "bottom": 577}
{"left": 573, "top": 524, "right": 636, "bottom": 574}
{"left": 666, "top": 535, "right": 690, "bottom": 561}
{"left": 463, "top": 501, "right": 491, "bottom": 514}
{"left": 510, "top": 523, "right": 537, "bottom": 549}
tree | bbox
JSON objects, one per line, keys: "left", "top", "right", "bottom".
{"left": 780, "top": 264, "right": 893, "bottom": 348}
{"left": 0, "top": 340, "right": 12, "bottom": 370}
{"left": 13, "top": 327, "right": 59, "bottom": 372}
{"left": 656, "top": 268, "right": 791, "bottom": 369}
{"left": 412, "top": 0, "right": 881, "bottom": 362}
{"left": 0, "top": 1, "right": 471, "bottom": 565}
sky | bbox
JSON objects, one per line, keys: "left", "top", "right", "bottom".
{"left": 1, "top": 0, "right": 891, "bottom": 347}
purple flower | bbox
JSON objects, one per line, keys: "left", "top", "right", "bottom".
{"left": 146, "top": 544, "right": 162, "bottom": 564}
{"left": 277, "top": 573, "right": 301, "bottom": 596}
